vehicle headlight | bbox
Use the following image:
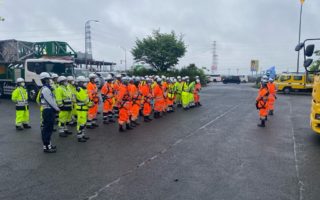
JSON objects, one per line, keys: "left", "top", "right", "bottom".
{"left": 315, "top": 114, "right": 320, "bottom": 120}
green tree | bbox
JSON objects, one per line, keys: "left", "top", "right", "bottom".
{"left": 309, "top": 50, "right": 320, "bottom": 72}
{"left": 131, "top": 30, "right": 187, "bottom": 72}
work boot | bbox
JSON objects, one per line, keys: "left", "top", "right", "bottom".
{"left": 257, "top": 120, "right": 266, "bottom": 127}
{"left": 43, "top": 145, "right": 57, "bottom": 153}
{"left": 265, "top": 116, "right": 268, "bottom": 121}
{"left": 64, "top": 130, "right": 73, "bottom": 135}
{"left": 269, "top": 110, "right": 274, "bottom": 116}
{"left": 59, "top": 130, "right": 68, "bottom": 137}
{"left": 83, "top": 135, "right": 90, "bottom": 140}
{"left": 16, "top": 126, "right": 23, "bottom": 131}
{"left": 92, "top": 123, "right": 99, "bottom": 128}
{"left": 132, "top": 121, "right": 140, "bottom": 126}
{"left": 109, "top": 119, "right": 116, "bottom": 123}
{"left": 119, "top": 125, "right": 125, "bottom": 132}
{"left": 144, "top": 116, "right": 150, "bottom": 122}
{"left": 68, "top": 122, "right": 77, "bottom": 127}
{"left": 130, "top": 122, "right": 136, "bottom": 127}
{"left": 78, "top": 137, "right": 87, "bottom": 143}
{"left": 86, "top": 125, "right": 94, "bottom": 129}
{"left": 126, "top": 124, "right": 133, "bottom": 130}
{"left": 23, "top": 124, "right": 31, "bottom": 129}
{"left": 147, "top": 116, "right": 153, "bottom": 121}
{"left": 103, "top": 120, "right": 109, "bottom": 125}
{"left": 154, "top": 112, "right": 158, "bottom": 119}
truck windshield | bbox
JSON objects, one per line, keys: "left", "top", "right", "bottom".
{"left": 27, "top": 61, "right": 74, "bottom": 76}
{"left": 74, "top": 69, "right": 89, "bottom": 77}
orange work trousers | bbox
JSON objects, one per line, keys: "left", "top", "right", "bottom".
{"left": 143, "top": 102, "right": 152, "bottom": 116}
{"left": 88, "top": 103, "right": 98, "bottom": 120}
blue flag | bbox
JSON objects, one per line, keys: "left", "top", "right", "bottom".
{"left": 266, "top": 66, "right": 276, "bottom": 79}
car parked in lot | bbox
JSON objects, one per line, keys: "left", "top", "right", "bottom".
{"left": 206, "top": 74, "right": 222, "bottom": 83}
{"left": 239, "top": 75, "right": 248, "bottom": 83}
{"left": 222, "top": 76, "right": 241, "bottom": 84}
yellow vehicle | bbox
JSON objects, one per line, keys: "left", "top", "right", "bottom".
{"left": 275, "top": 73, "right": 313, "bottom": 94}
{"left": 310, "top": 75, "right": 320, "bottom": 133}
{"left": 296, "top": 38, "right": 320, "bottom": 133}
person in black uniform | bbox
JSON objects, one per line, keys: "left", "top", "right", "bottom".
{"left": 39, "top": 72, "right": 60, "bottom": 153}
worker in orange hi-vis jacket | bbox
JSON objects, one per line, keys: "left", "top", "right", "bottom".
{"left": 113, "top": 74, "right": 122, "bottom": 119}
{"left": 140, "top": 78, "right": 153, "bottom": 122}
{"left": 101, "top": 74, "right": 116, "bottom": 124}
{"left": 86, "top": 73, "right": 99, "bottom": 129}
{"left": 256, "top": 78, "right": 269, "bottom": 127}
{"left": 194, "top": 78, "right": 202, "bottom": 106}
{"left": 267, "top": 78, "right": 277, "bottom": 116}
{"left": 153, "top": 78, "right": 165, "bottom": 119}
{"left": 128, "top": 77, "right": 141, "bottom": 127}
{"left": 117, "top": 77, "right": 133, "bottom": 132}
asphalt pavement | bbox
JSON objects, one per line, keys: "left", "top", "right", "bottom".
{"left": 0, "top": 83, "right": 319, "bottom": 200}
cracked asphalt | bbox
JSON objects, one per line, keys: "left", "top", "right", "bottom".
{"left": 0, "top": 83, "right": 319, "bottom": 200}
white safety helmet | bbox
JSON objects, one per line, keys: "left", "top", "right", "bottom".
{"left": 57, "top": 76, "right": 67, "bottom": 83}
{"left": 76, "top": 76, "right": 86, "bottom": 83}
{"left": 51, "top": 73, "right": 58, "bottom": 79}
{"left": 40, "top": 72, "right": 51, "bottom": 80}
{"left": 115, "top": 74, "right": 122, "bottom": 78}
{"left": 196, "top": 79, "right": 200, "bottom": 83}
{"left": 89, "top": 73, "right": 96, "bottom": 79}
{"left": 262, "top": 75, "right": 268, "bottom": 80}
{"left": 106, "top": 74, "right": 113, "bottom": 81}
{"left": 269, "top": 78, "right": 274, "bottom": 82}
{"left": 177, "top": 76, "right": 181, "bottom": 79}
{"left": 16, "top": 78, "right": 25, "bottom": 83}
{"left": 261, "top": 78, "right": 268, "bottom": 84}
{"left": 67, "top": 76, "right": 74, "bottom": 81}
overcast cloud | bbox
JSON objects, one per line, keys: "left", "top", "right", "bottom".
{"left": 1, "top": 0, "right": 320, "bottom": 74}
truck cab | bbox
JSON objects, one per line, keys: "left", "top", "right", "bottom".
{"left": 0, "top": 40, "right": 77, "bottom": 100}
{"left": 296, "top": 38, "right": 320, "bottom": 134}
{"left": 0, "top": 58, "right": 75, "bottom": 100}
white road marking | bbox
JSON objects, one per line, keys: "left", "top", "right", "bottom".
{"left": 85, "top": 104, "right": 241, "bottom": 200}
{"left": 288, "top": 100, "right": 304, "bottom": 200}
{"left": 199, "top": 104, "right": 240, "bottom": 130}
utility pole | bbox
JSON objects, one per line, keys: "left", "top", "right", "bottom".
{"left": 120, "top": 46, "right": 127, "bottom": 71}
{"left": 296, "top": 0, "right": 305, "bottom": 73}
{"left": 212, "top": 41, "right": 218, "bottom": 74}
{"left": 85, "top": 20, "right": 99, "bottom": 69}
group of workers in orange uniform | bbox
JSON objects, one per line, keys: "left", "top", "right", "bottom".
{"left": 98, "top": 74, "right": 202, "bottom": 132}
{"left": 256, "top": 75, "right": 277, "bottom": 127}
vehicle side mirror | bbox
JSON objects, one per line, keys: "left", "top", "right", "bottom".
{"left": 295, "top": 43, "right": 304, "bottom": 51}
{"left": 305, "top": 44, "right": 315, "bottom": 57}
{"left": 304, "top": 59, "right": 313, "bottom": 68}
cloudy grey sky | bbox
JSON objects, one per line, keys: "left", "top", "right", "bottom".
{"left": 1, "top": 0, "right": 320, "bottom": 74}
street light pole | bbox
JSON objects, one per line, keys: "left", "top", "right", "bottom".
{"left": 120, "top": 46, "right": 127, "bottom": 71}
{"left": 297, "top": 2, "right": 304, "bottom": 73}
{"left": 85, "top": 19, "right": 99, "bottom": 69}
